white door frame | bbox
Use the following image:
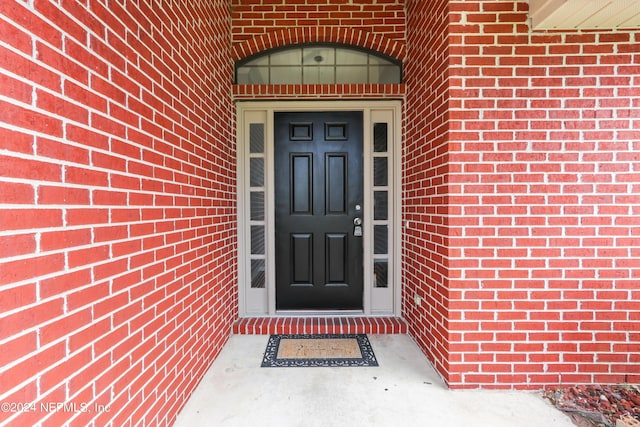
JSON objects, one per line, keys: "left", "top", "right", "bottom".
{"left": 236, "top": 100, "right": 402, "bottom": 317}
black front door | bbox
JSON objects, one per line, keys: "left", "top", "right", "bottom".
{"left": 275, "top": 111, "right": 364, "bottom": 310}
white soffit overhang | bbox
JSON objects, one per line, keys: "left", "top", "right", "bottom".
{"left": 529, "top": 0, "right": 640, "bottom": 29}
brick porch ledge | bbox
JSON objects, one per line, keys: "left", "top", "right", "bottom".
{"left": 232, "top": 316, "right": 408, "bottom": 335}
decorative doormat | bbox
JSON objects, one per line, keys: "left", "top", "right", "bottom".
{"left": 261, "top": 334, "right": 379, "bottom": 367}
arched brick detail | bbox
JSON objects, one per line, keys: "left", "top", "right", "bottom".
{"left": 231, "top": 27, "right": 406, "bottom": 63}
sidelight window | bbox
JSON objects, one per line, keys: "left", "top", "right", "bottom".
{"left": 372, "top": 123, "right": 390, "bottom": 288}
{"left": 249, "top": 123, "right": 266, "bottom": 289}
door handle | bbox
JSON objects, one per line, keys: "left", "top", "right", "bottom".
{"left": 353, "top": 217, "right": 363, "bottom": 237}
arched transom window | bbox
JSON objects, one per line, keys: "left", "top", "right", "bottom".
{"left": 235, "top": 44, "right": 402, "bottom": 85}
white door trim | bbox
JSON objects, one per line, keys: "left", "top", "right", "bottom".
{"left": 236, "top": 100, "right": 402, "bottom": 317}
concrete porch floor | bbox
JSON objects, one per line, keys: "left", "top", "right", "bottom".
{"left": 174, "top": 334, "right": 574, "bottom": 427}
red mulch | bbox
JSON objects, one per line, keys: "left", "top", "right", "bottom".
{"left": 545, "top": 385, "right": 640, "bottom": 427}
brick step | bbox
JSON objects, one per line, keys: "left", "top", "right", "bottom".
{"left": 232, "top": 317, "right": 407, "bottom": 335}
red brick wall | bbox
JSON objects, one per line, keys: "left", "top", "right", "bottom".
{"left": 4, "top": 1, "right": 637, "bottom": 409}
{"left": 403, "top": 0, "right": 453, "bottom": 384}
{"left": 231, "top": 0, "right": 405, "bottom": 50}
{"left": 230, "top": 0, "right": 406, "bottom": 100}
{"left": 0, "top": 1, "right": 236, "bottom": 425}
{"left": 404, "top": 0, "right": 640, "bottom": 389}
{"left": 432, "top": 1, "right": 640, "bottom": 389}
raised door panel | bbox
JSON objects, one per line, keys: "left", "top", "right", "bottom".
{"left": 291, "top": 154, "right": 313, "bottom": 214}
{"left": 291, "top": 233, "right": 313, "bottom": 285}
{"left": 325, "top": 233, "right": 347, "bottom": 285}
{"left": 325, "top": 154, "right": 347, "bottom": 215}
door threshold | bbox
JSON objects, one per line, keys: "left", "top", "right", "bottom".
{"left": 274, "top": 310, "right": 364, "bottom": 317}
{"left": 232, "top": 316, "right": 407, "bottom": 335}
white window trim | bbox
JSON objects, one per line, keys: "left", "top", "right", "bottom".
{"left": 236, "top": 100, "right": 402, "bottom": 317}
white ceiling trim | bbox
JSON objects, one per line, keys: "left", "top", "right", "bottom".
{"left": 529, "top": 0, "right": 640, "bottom": 29}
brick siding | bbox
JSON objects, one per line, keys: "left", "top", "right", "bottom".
{"left": 403, "top": 0, "right": 452, "bottom": 386}
{"left": 2, "top": 3, "right": 639, "bottom": 424}
{"left": 231, "top": 0, "right": 406, "bottom": 49}
{"left": 0, "top": 1, "right": 236, "bottom": 425}
{"left": 230, "top": 0, "right": 407, "bottom": 100}
{"left": 405, "top": 0, "right": 640, "bottom": 389}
